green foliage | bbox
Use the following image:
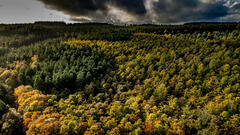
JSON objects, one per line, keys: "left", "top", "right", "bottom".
{"left": 0, "top": 23, "right": 240, "bottom": 134}
{"left": 0, "top": 100, "right": 7, "bottom": 117}
{"left": 0, "top": 69, "right": 22, "bottom": 135}
{"left": 0, "top": 40, "right": 113, "bottom": 97}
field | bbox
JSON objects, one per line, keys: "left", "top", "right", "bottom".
{"left": 0, "top": 22, "right": 240, "bottom": 135}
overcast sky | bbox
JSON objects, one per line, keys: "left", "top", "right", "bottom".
{"left": 0, "top": 0, "right": 240, "bottom": 24}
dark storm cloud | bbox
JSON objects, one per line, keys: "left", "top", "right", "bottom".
{"left": 37, "top": 0, "right": 237, "bottom": 23}
{"left": 110, "top": 0, "right": 146, "bottom": 14}
{"left": 38, "top": 0, "right": 146, "bottom": 16}
{"left": 204, "top": 3, "right": 228, "bottom": 19}
{"left": 149, "top": 0, "right": 228, "bottom": 23}
{"left": 37, "top": 0, "right": 107, "bottom": 16}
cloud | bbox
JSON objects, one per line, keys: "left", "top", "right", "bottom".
{"left": 38, "top": 0, "right": 146, "bottom": 15}
{"left": 37, "top": 0, "right": 107, "bottom": 17}
{"left": 37, "top": 0, "right": 238, "bottom": 23}
{"left": 145, "top": 0, "right": 228, "bottom": 23}
{"left": 222, "top": 1, "right": 240, "bottom": 21}
{"left": 70, "top": 16, "right": 92, "bottom": 23}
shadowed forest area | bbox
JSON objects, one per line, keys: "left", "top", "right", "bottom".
{"left": 0, "top": 22, "right": 240, "bottom": 135}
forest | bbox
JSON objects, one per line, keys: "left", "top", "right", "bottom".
{"left": 0, "top": 22, "right": 240, "bottom": 135}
